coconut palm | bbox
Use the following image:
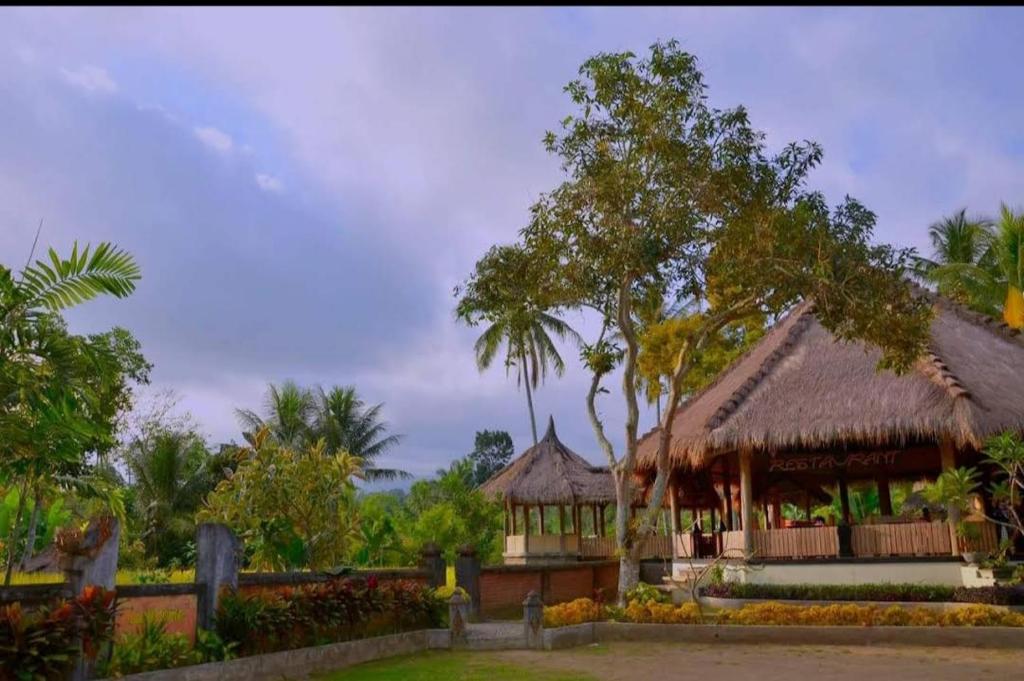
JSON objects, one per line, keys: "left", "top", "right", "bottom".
{"left": 914, "top": 209, "right": 1000, "bottom": 314}
{"left": 236, "top": 381, "right": 316, "bottom": 447}
{"left": 311, "top": 386, "right": 407, "bottom": 481}
{"left": 994, "top": 204, "right": 1024, "bottom": 329}
{"left": 473, "top": 308, "right": 581, "bottom": 445}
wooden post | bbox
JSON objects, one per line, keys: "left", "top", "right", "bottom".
{"left": 591, "top": 505, "right": 598, "bottom": 537}
{"left": 723, "top": 461, "right": 735, "bottom": 531}
{"left": 771, "top": 496, "right": 782, "bottom": 529}
{"left": 523, "top": 505, "right": 531, "bottom": 555}
{"left": 940, "top": 439, "right": 960, "bottom": 556}
{"left": 599, "top": 505, "right": 606, "bottom": 537}
{"left": 877, "top": 474, "right": 893, "bottom": 517}
{"left": 739, "top": 448, "right": 754, "bottom": 557}
{"left": 558, "top": 505, "right": 566, "bottom": 555}
{"left": 838, "top": 477, "right": 851, "bottom": 525}
{"left": 511, "top": 503, "right": 518, "bottom": 535}
{"left": 804, "top": 492, "right": 812, "bottom": 522}
{"left": 539, "top": 505, "right": 546, "bottom": 535}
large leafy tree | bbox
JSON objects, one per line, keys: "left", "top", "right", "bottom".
{"left": 466, "top": 429, "right": 515, "bottom": 486}
{"left": 1, "top": 242, "right": 143, "bottom": 584}
{"left": 237, "top": 383, "right": 406, "bottom": 480}
{"left": 463, "top": 245, "right": 582, "bottom": 445}
{"left": 457, "top": 41, "right": 930, "bottom": 599}
{"left": 200, "top": 428, "right": 363, "bottom": 570}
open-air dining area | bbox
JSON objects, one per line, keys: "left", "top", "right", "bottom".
{"left": 632, "top": 292, "right": 1024, "bottom": 576}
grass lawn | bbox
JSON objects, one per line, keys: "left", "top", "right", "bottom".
{"left": 318, "top": 651, "right": 595, "bottom": 681}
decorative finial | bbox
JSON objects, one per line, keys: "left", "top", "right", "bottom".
{"left": 544, "top": 415, "right": 556, "bottom": 440}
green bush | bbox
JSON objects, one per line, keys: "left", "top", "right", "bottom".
{"left": 98, "top": 614, "right": 196, "bottom": 677}
{"left": 701, "top": 582, "right": 957, "bottom": 603}
{"left": 625, "top": 582, "right": 666, "bottom": 605}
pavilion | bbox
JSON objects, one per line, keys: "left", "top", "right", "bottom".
{"left": 635, "top": 291, "right": 1024, "bottom": 584}
{"left": 482, "top": 417, "right": 671, "bottom": 564}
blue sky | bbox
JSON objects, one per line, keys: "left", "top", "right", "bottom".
{"left": 2, "top": 7, "right": 1024, "bottom": 478}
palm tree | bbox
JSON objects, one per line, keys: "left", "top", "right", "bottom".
{"left": 236, "top": 381, "right": 316, "bottom": 447}
{"left": 473, "top": 308, "right": 581, "bottom": 445}
{"left": 311, "top": 386, "right": 407, "bottom": 481}
{"left": 995, "top": 204, "right": 1024, "bottom": 329}
{"left": 914, "top": 209, "right": 1000, "bottom": 314}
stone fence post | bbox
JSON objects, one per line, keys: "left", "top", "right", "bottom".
{"left": 454, "top": 545, "right": 480, "bottom": 617}
{"left": 523, "top": 590, "right": 544, "bottom": 649}
{"left": 449, "top": 592, "right": 469, "bottom": 647}
{"left": 65, "top": 517, "right": 119, "bottom": 681}
{"left": 419, "top": 543, "right": 446, "bottom": 588}
{"left": 195, "top": 523, "right": 240, "bottom": 633}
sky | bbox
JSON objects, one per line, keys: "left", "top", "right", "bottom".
{"left": 2, "top": 7, "right": 1024, "bottom": 479}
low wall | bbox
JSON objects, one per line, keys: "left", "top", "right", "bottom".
{"left": 112, "top": 629, "right": 451, "bottom": 681}
{"left": 478, "top": 561, "right": 618, "bottom": 618}
{"left": 544, "top": 621, "right": 1024, "bottom": 650}
{"left": 713, "top": 559, "right": 966, "bottom": 586}
{"left": 116, "top": 585, "right": 198, "bottom": 641}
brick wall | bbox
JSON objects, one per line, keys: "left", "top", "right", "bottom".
{"left": 117, "top": 594, "right": 197, "bottom": 641}
{"left": 477, "top": 561, "right": 618, "bottom": 618}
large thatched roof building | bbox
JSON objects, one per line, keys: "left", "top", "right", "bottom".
{"left": 637, "top": 292, "right": 1024, "bottom": 471}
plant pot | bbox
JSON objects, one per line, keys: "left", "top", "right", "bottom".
{"left": 991, "top": 566, "right": 1014, "bottom": 580}
{"left": 961, "top": 551, "right": 986, "bottom": 565}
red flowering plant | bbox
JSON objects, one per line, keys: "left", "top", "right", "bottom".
{"left": 0, "top": 587, "right": 118, "bottom": 681}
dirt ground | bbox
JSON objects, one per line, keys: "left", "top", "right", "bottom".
{"left": 493, "top": 641, "right": 1024, "bottom": 681}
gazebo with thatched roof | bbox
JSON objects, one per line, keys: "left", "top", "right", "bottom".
{"left": 481, "top": 417, "right": 620, "bottom": 564}
{"left": 636, "top": 290, "right": 1024, "bottom": 571}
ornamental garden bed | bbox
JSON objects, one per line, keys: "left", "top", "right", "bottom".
{"left": 699, "top": 582, "right": 1024, "bottom": 605}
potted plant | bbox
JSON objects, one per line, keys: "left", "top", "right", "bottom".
{"left": 977, "top": 540, "right": 1016, "bottom": 581}
{"left": 955, "top": 520, "right": 988, "bottom": 565}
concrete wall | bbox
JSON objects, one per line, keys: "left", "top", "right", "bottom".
{"left": 707, "top": 560, "right": 967, "bottom": 586}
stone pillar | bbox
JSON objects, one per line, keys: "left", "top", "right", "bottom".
{"left": 940, "top": 438, "right": 961, "bottom": 556}
{"left": 455, "top": 545, "right": 481, "bottom": 617}
{"left": 420, "top": 543, "right": 446, "bottom": 588}
{"left": 195, "top": 523, "right": 240, "bottom": 633}
{"left": 66, "top": 517, "right": 119, "bottom": 681}
{"left": 739, "top": 448, "right": 754, "bottom": 557}
{"left": 523, "top": 591, "right": 544, "bottom": 650}
{"left": 449, "top": 592, "right": 469, "bottom": 646}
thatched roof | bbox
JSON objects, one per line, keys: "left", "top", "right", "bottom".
{"left": 637, "top": 291, "right": 1024, "bottom": 469}
{"left": 480, "top": 417, "right": 616, "bottom": 505}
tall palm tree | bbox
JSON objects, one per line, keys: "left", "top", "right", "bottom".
{"left": 995, "top": 204, "right": 1024, "bottom": 329}
{"left": 236, "top": 381, "right": 316, "bottom": 447}
{"left": 915, "top": 209, "right": 1000, "bottom": 314}
{"left": 311, "top": 386, "right": 407, "bottom": 481}
{"left": 473, "top": 308, "right": 581, "bottom": 445}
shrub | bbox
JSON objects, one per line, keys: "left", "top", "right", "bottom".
{"left": 215, "top": 577, "right": 441, "bottom": 655}
{"left": 622, "top": 601, "right": 704, "bottom": 624}
{"left": 625, "top": 582, "right": 667, "bottom": 605}
{"left": 543, "top": 598, "right": 604, "bottom": 627}
{"left": 98, "top": 614, "right": 197, "bottom": 677}
{"left": 715, "top": 601, "right": 1024, "bottom": 627}
{"left": 0, "top": 586, "right": 117, "bottom": 681}
{"left": 951, "top": 586, "right": 1024, "bottom": 606}
{"left": 701, "top": 582, "right": 956, "bottom": 603}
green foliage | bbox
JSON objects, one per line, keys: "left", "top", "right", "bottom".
{"left": 352, "top": 493, "right": 403, "bottom": 567}
{"left": 701, "top": 582, "right": 957, "bottom": 603}
{"left": 399, "top": 459, "right": 503, "bottom": 564}
{"left": 624, "top": 582, "right": 666, "bottom": 605}
{"left": 98, "top": 614, "right": 196, "bottom": 677}
{"left": 0, "top": 586, "right": 118, "bottom": 681}
{"left": 466, "top": 430, "right": 515, "bottom": 486}
{"left": 215, "top": 578, "right": 442, "bottom": 656}
{"left": 200, "top": 428, "right": 362, "bottom": 570}
{"left": 237, "top": 382, "right": 407, "bottom": 481}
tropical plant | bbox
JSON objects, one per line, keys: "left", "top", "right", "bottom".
{"left": 237, "top": 383, "right": 406, "bottom": 480}
{"left": 457, "top": 41, "right": 931, "bottom": 602}
{"left": 994, "top": 204, "right": 1024, "bottom": 328}
{"left": 914, "top": 209, "right": 1000, "bottom": 313}
{"left": 466, "top": 250, "right": 582, "bottom": 444}
{"left": 1, "top": 241, "right": 145, "bottom": 585}
{"left": 199, "top": 427, "right": 363, "bottom": 570}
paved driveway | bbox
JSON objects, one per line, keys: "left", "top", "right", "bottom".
{"left": 494, "top": 641, "right": 1023, "bottom": 681}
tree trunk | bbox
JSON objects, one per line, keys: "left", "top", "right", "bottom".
{"left": 614, "top": 471, "right": 639, "bottom": 604}
{"left": 522, "top": 351, "right": 538, "bottom": 445}
{"left": 18, "top": 487, "right": 43, "bottom": 571}
{"left": 3, "top": 478, "right": 29, "bottom": 586}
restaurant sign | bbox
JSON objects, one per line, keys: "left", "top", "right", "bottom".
{"left": 768, "top": 451, "right": 897, "bottom": 473}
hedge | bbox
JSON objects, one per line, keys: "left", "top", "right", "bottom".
{"left": 701, "top": 583, "right": 1024, "bottom": 605}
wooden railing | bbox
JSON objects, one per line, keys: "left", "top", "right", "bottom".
{"left": 504, "top": 533, "right": 580, "bottom": 557}
{"left": 580, "top": 536, "right": 617, "bottom": 558}
{"left": 851, "top": 521, "right": 952, "bottom": 557}
{"left": 750, "top": 526, "right": 838, "bottom": 559}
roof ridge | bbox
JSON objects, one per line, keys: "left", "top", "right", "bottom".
{"left": 706, "top": 301, "right": 816, "bottom": 430}
{"left": 912, "top": 283, "right": 1024, "bottom": 349}
{"left": 918, "top": 349, "right": 971, "bottom": 400}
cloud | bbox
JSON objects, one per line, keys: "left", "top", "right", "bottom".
{"left": 254, "top": 173, "right": 283, "bottom": 193}
{"left": 193, "top": 126, "right": 233, "bottom": 153}
{"left": 59, "top": 64, "right": 117, "bottom": 93}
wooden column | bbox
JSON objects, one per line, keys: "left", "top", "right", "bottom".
{"left": 771, "top": 496, "right": 782, "bottom": 529}
{"left": 599, "top": 505, "right": 606, "bottom": 537}
{"left": 539, "top": 505, "right": 546, "bottom": 535}
{"left": 669, "top": 483, "right": 679, "bottom": 558}
{"left": 523, "top": 505, "right": 531, "bottom": 554}
{"left": 838, "top": 478, "right": 851, "bottom": 525}
{"left": 559, "top": 505, "right": 566, "bottom": 554}
{"left": 739, "top": 448, "right": 754, "bottom": 556}
{"left": 723, "top": 460, "right": 735, "bottom": 531}
{"left": 877, "top": 474, "right": 893, "bottom": 517}
{"left": 804, "top": 492, "right": 812, "bottom": 522}
{"left": 511, "top": 503, "right": 518, "bottom": 535}
{"left": 591, "top": 505, "right": 598, "bottom": 537}
{"left": 940, "top": 438, "right": 960, "bottom": 556}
